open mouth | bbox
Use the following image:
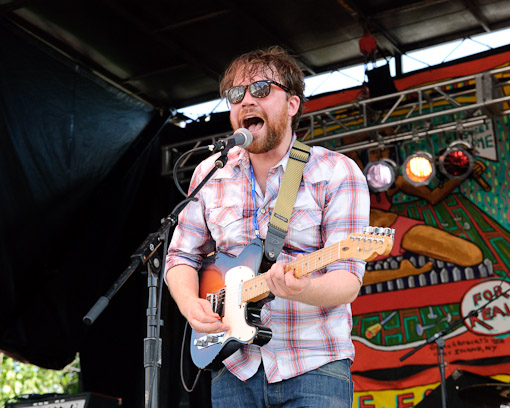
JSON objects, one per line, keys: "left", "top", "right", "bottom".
{"left": 242, "top": 115, "right": 265, "bottom": 133}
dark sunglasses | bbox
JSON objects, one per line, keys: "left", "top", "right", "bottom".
{"left": 226, "top": 80, "right": 290, "bottom": 104}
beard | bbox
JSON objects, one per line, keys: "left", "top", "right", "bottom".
{"left": 232, "top": 103, "right": 289, "bottom": 155}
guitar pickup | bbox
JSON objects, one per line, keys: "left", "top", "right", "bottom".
{"left": 194, "top": 333, "right": 225, "bottom": 349}
{"left": 206, "top": 289, "right": 225, "bottom": 316}
{"left": 206, "top": 293, "right": 218, "bottom": 313}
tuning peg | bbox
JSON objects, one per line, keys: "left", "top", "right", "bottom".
{"left": 381, "top": 228, "right": 392, "bottom": 236}
{"left": 363, "top": 226, "right": 374, "bottom": 234}
{"left": 383, "top": 228, "right": 395, "bottom": 240}
{"left": 362, "top": 225, "right": 395, "bottom": 242}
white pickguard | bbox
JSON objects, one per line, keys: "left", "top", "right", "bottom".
{"left": 221, "top": 265, "right": 257, "bottom": 344}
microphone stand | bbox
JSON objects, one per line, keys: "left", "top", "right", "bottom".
{"left": 83, "top": 148, "right": 230, "bottom": 408}
{"left": 399, "top": 280, "right": 510, "bottom": 408}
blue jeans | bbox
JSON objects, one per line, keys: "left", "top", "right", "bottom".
{"left": 211, "top": 359, "right": 353, "bottom": 408}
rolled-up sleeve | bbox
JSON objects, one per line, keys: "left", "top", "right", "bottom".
{"left": 165, "top": 163, "right": 215, "bottom": 273}
{"left": 322, "top": 154, "right": 370, "bottom": 283}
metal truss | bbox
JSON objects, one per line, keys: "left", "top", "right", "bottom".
{"left": 162, "top": 65, "right": 510, "bottom": 176}
{"left": 297, "top": 65, "right": 510, "bottom": 154}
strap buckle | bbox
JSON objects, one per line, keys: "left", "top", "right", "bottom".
{"left": 264, "top": 224, "right": 287, "bottom": 262}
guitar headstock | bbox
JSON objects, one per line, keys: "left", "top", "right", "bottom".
{"left": 343, "top": 226, "right": 395, "bottom": 261}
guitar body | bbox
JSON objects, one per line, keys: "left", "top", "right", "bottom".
{"left": 189, "top": 227, "right": 394, "bottom": 370}
{"left": 190, "top": 238, "right": 272, "bottom": 370}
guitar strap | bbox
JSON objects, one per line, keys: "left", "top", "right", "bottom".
{"left": 263, "top": 139, "right": 311, "bottom": 265}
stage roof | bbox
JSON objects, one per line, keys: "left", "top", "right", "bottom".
{"left": 3, "top": 0, "right": 510, "bottom": 112}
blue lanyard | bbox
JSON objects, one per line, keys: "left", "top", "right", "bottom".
{"left": 249, "top": 165, "right": 261, "bottom": 238}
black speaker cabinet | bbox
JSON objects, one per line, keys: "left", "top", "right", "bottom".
{"left": 6, "top": 393, "right": 121, "bottom": 408}
{"left": 366, "top": 64, "right": 399, "bottom": 111}
{"left": 416, "top": 369, "right": 509, "bottom": 408}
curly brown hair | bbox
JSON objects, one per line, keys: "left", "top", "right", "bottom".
{"left": 219, "top": 46, "right": 306, "bottom": 130}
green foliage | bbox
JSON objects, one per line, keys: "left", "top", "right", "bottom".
{"left": 0, "top": 353, "right": 80, "bottom": 407}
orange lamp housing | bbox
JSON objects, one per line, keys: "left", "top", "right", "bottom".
{"left": 402, "top": 152, "right": 435, "bottom": 186}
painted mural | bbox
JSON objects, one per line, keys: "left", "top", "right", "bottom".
{"left": 299, "top": 49, "right": 510, "bottom": 406}
{"left": 345, "top": 83, "right": 510, "bottom": 406}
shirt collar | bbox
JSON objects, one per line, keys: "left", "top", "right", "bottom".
{"left": 237, "top": 133, "right": 298, "bottom": 172}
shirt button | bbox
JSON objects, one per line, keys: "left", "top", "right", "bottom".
{"left": 260, "top": 208, "right": 266, "bottom": 214}
{"left": 296, "top": 223, "right": 302, "bottom": 228}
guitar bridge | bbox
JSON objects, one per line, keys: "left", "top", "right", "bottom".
{"left": 194, "top": 332, "right": 225, "bottom": 349}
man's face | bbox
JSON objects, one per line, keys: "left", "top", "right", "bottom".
{"left": 228, "top": 70, "right": 296, "bottom": 154}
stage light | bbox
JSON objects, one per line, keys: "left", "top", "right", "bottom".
{"left": 439, "top": 141, "right": 474, "bottom": 179}
{"left": 402, "top": 152, "right": 435, "bottom": 186}
{"left": 364, "top": 159, "right": 397, "bottom": 192}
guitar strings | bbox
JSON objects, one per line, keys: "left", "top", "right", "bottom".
{"left": 217, "top": 244, "right": 341, "bottom": 307}
{"left": 212, "top": 236, "right": 387, "bottom": 308}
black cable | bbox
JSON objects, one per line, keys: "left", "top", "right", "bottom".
{"left": 173, "top": 146, "right": 211, "bottom": 197}
{"left": 180, "top": 321, "right": 203, "bottom": 393}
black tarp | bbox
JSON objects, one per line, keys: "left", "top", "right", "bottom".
{"left": 0, "top": 20, "right": 211, "bottom": 408}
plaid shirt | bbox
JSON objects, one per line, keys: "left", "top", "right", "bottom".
{"left": 166, "top": 137, "right": 370, "bottom": 382}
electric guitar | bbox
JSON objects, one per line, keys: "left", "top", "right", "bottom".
{"left": 190, "top": 226, "right": 394, "bottom": 370}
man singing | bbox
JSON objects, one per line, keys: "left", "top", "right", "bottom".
{"left": 166, "top": 46, "right": 370, "bottom": 407}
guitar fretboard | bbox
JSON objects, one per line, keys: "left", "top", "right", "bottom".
{"left": 241, "top": 242, "right": 344, "bottom": 303}
{"left": 240, "top": 233, "right": 391, "bottom": 303}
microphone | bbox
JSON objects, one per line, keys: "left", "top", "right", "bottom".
{"left": 208, "top": 128, "right": 253, "bottom": 152}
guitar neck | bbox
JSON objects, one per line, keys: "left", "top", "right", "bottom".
{"left": 241, "top": 242, "right": 342, "bottom": 303}
{"left": 239, "top": 231, "right": 393, "bottom": 304}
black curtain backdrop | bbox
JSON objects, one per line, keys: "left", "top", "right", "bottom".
{"left": 0, "top": 20, "right": 214, "bottom": 408}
